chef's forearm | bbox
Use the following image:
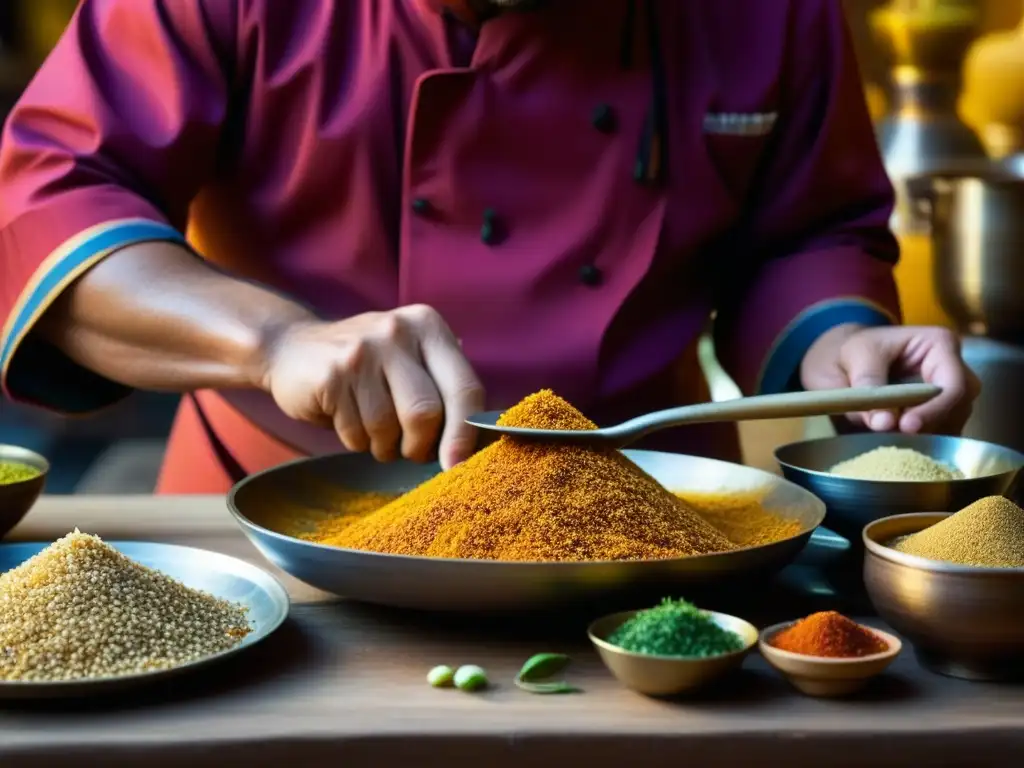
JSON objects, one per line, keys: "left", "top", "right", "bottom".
{"left": 35, "top": 241, "right": 316, "bottom": 392}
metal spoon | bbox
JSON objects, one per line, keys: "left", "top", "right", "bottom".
{"left": 467, "top": 383, "right": 942, "bottom": 450}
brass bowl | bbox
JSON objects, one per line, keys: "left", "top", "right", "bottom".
{"left": 0, "top": 445, "right": 49, "bottom": 540}
{"left": 863, "top": 512, "right": 1024, "bottom": 681}
{"left": 587, "top": 609, "right": 758, "bottom": 697}
{"left": 759, "top": 621, "right": 902, "bottom": 698}
{"left": 775, "top": 433, "right": 1024, "bottom": 546}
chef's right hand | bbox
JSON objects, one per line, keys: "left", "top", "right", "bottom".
{"left": 259, "top": 305, "right": 485, "bottom": 470}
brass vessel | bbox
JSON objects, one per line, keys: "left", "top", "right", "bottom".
{"left": 872, "top": 0, "right": 989, "bottom": 234}
{"left": 864, "top": 512, "right": 1024, "bottom": 682}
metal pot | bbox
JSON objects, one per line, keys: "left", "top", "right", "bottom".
{"left": 907, "top": 171, "right": 1024, "bottom": 340}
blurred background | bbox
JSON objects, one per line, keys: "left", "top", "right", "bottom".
{"left": 1, "top": 0, "right": 1023, "bottom": 491}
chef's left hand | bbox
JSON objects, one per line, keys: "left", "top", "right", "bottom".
{"left": 800, "top": 323, "right": 981, "bottom": 435}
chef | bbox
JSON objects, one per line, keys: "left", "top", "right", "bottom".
{"left": 0, "top": 0, "right": 978, "bottom": 493}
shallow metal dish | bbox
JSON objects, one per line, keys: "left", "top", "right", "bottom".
{"left": 227, "top": 450, "right": 826, "bottom": 612}
{"left": 863, "top": 513, "right": 1024, "bottom": 682}
{"left": 775, "top": 433, "right": 1024, "bottom": 545}
{"left": 0, "top": 444, "right": 49, "bottom": 540}
{"left": 0, "top": 541, "right": 290, "bottom": 699}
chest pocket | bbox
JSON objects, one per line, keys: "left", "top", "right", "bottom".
{"left": 702, "top": 111, "right": 777, "bottom": 202}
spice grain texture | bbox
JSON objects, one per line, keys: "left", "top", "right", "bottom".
{"left": 769, "top": 612, "right": 888, "bottom": 658}
{"left": 0, "top": 461, "right": 41, "bottom": 485}
{"left": 312, "top": 390, "right": 736, "bottom": 561}
{"left": 829, "top": 447, "right": 962, "bottom": 481}
{"left": 893, "top": 496, "right": 1024, "bottom": 567}
{"left": 0, "top": 531, "right": 251, "bottom": 682}
{"left": 607, "top": 598, "right": 744, "bottom": 658}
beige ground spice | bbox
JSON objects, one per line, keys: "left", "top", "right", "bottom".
{"left": 829, "top": 446, "right": 963, "bottom": 482}
{"left": 893, "top": 496, "right": 1024, "bottom": 567}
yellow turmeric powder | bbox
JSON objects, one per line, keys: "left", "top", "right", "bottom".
{"left": 313, "top": 390, "right": 736, "bottom": 561}
{"left": 675, "top": 490, "right": 803, "bottom": 548}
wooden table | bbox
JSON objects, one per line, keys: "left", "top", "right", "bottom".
{"left": 3, "top": 497, "right": 1024, "bottom": 767}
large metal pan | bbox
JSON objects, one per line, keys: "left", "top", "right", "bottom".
{"left": 227, "top": 450, "right": 825, "bottom": 612}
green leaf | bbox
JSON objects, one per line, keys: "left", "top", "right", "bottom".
{"left": 514, "top": 679, "right": 580, "bottom": 695}
{"left": 516, "top": 653, "right": 571, "bottom": 683}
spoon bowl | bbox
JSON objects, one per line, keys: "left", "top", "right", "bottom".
{"left": 468, "top": 384, "right": 942, "bottom": 450}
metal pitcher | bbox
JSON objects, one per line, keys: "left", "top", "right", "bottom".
{"left": 907, "top": 171, "right": 1024, "bottom": 340}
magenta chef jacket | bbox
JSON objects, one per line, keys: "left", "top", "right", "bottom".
{"left": 0, "top": 0, "right": 901, "bottom": 493}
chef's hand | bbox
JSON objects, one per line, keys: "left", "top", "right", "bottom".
{"left": 259, "top": 305, "right": 485, "bottom": 469}
{"left": 800, "top": 324, "right": 980, "bottom": 435}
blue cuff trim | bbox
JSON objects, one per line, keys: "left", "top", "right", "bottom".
{"left": 0, "top": 219, "right": 186, "bottom": 413}
{"left": 758, "top": 300, "right": 894, "bottom": 395}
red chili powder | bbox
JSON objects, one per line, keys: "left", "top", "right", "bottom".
{"left": 769, "top": 611, "right": 888, "bottom": 658}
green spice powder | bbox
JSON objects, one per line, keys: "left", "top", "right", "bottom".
{"left": 607, "top": 598, "right": 744, "bottom": 658}
{"left": 0, "top": 462, "right": 41, "bottom": 486}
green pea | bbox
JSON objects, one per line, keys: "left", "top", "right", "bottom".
{"left": 427, "top": 665, "right": 455, "bottom": 688}
{"left": 453, "top": 664, "right": 488, "bottom": 692}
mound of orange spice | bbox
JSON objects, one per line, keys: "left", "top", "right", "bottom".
{"left": 769, "top": 611, "right": 889, "bottom": 658}
{"left": 315, "top": 390, "right": 736, "bottom": 562}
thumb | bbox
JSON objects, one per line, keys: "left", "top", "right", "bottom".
{"left": 840, "top": 334, "right": 897, "bottom": 432}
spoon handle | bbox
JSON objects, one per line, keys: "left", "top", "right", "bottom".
{"left": 620, "top": 383, "right": 941, "bottom": 439}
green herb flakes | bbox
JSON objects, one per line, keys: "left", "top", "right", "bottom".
{"left": 607, "top": 598, "right": 744, "bottom": 658}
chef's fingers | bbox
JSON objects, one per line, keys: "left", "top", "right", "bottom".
{"left": 354, "top": 367, "right": 402, "bottom": 462}
{"left": 839, "top": 335, "right": 898, "bottom": 432}
{"left": 899, "top": 334, "right": 971, "bottom": 434}
{"left": 331, "top": 386, "right": 371, "bottom": 454}
{"left": 415, "top": 313, "right": 485, "bottom": 470}
{"left": 383, "top": 349, "right": 445, "bottom": 463}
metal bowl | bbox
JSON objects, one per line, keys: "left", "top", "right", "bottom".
{"left": 906, "top": 170, "right": 1024, "bottom": 340}
{"left": 863, "top": 513, "right": 1024, "bottom": 681}
{"left": 0, "top": 445, "right": 49, "bottom": 539}
{"left": 0, "top": 541, "right": 290, "bottom": 699}
{"left": 227, "top": 450, "right": 826, "bottom": 612}
{"left": 775, "top": 433, "right": 1024, "bottom": 545}
{"left": 588, "top": 609, "right": 758, "bottom": 696}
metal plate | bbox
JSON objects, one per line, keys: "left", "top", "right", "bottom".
{"left": 0, "top": 541, "right": 290, "bottom": 699}
{"left": 228, "top": 450, "right": 826, "bottom": 612}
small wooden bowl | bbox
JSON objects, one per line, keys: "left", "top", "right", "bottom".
{"left": 588, "top": 609, "right": 758, "bottom": 697}
{"left": 759, "top": 621, "right": 902, "bottom": 697}
{"left": 0, "top": 445, "right": 49, "bottom": 540}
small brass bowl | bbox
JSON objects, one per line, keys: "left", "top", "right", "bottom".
{"left": 0, "top": 445, "right": 49, "bottom": 540}
{"left": 588, "top": 609, "right": 758, "bottom": 696}
{"left": 759, "top": 621, "right": 901, "bottom": 697}
{"left": 864, "top": 512, "right": 1024, "bottom": 681}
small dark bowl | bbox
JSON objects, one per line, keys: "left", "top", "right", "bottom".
{"left": 0, "top": 445, "right": 49, "bottom": 539}
{"left": 775, "top": 433, "right": 1024, "bottom": 545}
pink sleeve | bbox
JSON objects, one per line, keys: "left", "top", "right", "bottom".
{"left": 0, "top": 0, "right": 236, "bottom": 412}
{"left": 713, "top": 0, "right": 902, "bottom": 395}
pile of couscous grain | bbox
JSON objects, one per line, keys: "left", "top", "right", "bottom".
{"left": 829, "top": 446, "right": 963, "bottom": 482}
{"left": 0, "top": 531, "right": 251, "bottom": 682}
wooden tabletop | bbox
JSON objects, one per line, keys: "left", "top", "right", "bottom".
{"left": 2, "top": 496, "right": 1024, "bottom": 768}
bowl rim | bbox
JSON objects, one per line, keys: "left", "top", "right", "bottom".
{"left": 774, "top": 433, "right": 1024, "bottom": 485}
{"left": 758, "top": 620, "right": 902, "bottom": 664}
{"left": 587, "top": 608, "right": 758, "bottom": 663}
{"left": 0, "top": 444, "right": 50, "bottom": 488}
{"left": 863, "top": 511, "right": 1024, "bottom": 574}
